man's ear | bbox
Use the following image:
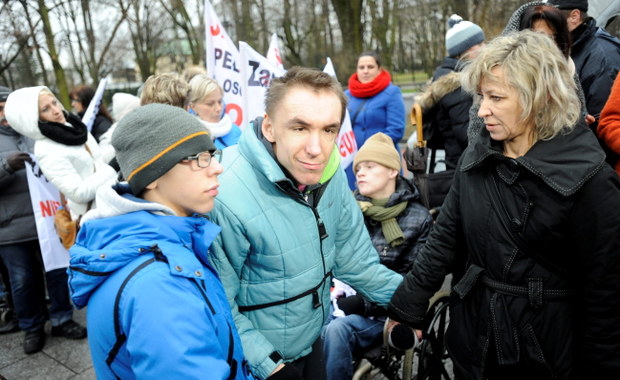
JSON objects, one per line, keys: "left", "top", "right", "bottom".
{"left": 567, "top": 9, "right": 581, "bottom": 27}
{"left": 262, "top": 114, "right": 275, "bottom": 143}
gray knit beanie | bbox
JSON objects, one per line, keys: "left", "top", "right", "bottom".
{"left": 548, "top": 0, "right": 588, "bottom": 12}
{"left": 112, "top": 103, "right": 215, "bottom": 195}
{"left": 445, "top": 14, "right": 485, "bottom": 58}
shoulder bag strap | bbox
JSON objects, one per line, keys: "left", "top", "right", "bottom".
{"left": 351, "top": 99, "right": 369, "bottom": 125}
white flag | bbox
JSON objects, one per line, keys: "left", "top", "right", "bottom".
{"left": 239, "top": 41, "right": 286, "bottom": 125}
{"left": 323, "top": 58, "right": 357, "bottom": 169}
{"left": 24, "top": 159, "right": 69, "bottom": 272}
{"left": 266, "top": 33, "right": 284, "bottom": 70}
{"left": 205, "top": 0, "right": 245, "bottom": 128}
{"left": 82, "top": 76, "right": 109, "bottom": 132}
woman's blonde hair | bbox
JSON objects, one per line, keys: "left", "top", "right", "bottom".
{"left": 140, "top": 73, "right": 188, "bottom": 108}
{"left": 187, "top": 74, "right": 222, "bottom": 105}
{"left": 461, "top": 30, "right": 580, "bottom": 141}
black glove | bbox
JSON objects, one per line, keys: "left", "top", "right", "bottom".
{"left": 267, "top": 364, "right": 303, "bottom": 380}
{"left": 5, "top": 152, "right": 32, "bottom": 171}
{"left": 337, "top": 294, "right": 366, "bottom": 316}
{"left": 388, "top": 324, "right": 416, "bottom": 351}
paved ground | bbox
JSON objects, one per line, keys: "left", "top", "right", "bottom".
{"left": 0, "top": 308, "right": 93, "bottom": 380}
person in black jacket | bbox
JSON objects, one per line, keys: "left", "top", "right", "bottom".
{"left": 70, "top": 85, "right": 113, "bottom": 142}
{"left": 549, "top": 0, "right": 620, "bottom": 167}
{"left": 389, "top": 30, "right": 620, "bottom": 379}
{"left": 417, "top": 14, "right": 485, "bottom": 171}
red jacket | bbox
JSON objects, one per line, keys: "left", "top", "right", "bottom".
{"left": 598, "top": 74, "right": 620, "bottom": 175}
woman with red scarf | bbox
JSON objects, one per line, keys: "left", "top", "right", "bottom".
{"left": 346, "top": 51, "right": 405, "bottom": 189}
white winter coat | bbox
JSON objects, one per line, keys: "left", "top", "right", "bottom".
{"left": 5, "top": 86, "right": 117, "bottom": 219}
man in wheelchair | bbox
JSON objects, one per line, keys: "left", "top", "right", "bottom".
{"left": 322, "top": 133, "right": 433, "bottom": 380}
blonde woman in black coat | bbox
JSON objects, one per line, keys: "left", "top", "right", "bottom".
{"left": 388, "top": 30, "right": 620, "bottom": 379}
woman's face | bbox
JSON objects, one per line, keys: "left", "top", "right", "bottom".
{"left": 39, "top": 93, "right": 66, "bottom": 124}
{"left": 532, "top": 19, "right": 556, "bottom": 37}
{"left": 71, "top": 97, "right": 85, "bottom": 113}
{"left": 356, "top": 56, "right": 381, "bottom": 84}
{"left": 192, "top": 89, "right": 223, "bottom": 123}
{"left": 477, "top": 66, "right": 532, "bottom": 149}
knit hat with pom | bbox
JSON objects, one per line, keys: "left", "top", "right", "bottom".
{"left": 445, "top": 14, "right": 485, "bottom": 58}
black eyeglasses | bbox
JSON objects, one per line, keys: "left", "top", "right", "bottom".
{"left": 183, "top": 150, "right": 222, "bottom": 168}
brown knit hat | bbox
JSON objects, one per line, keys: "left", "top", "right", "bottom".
{"left": 353, "top": 132, "right": 401, "bottom": 173}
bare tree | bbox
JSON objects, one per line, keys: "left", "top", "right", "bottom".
{"left": 331, "top": 0, "right": 364, "bottom": 76}
{"left": 118, "top": 0, "right": 170, "bottom": 81}
{"left": 36, "top": 0, "right": 71, "bottom": 106}
{"left": 0, "top": 3, "right": 33, "bottom": 85}
{"left": 367, "top": 0, "right": 399, "bottom": 70}
{"left": 160, "top": 0, "right": 204, "bottom": 66}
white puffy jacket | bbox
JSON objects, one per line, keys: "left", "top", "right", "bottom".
{"left": 5, "top": 86, "right": 117, "bottom": 219}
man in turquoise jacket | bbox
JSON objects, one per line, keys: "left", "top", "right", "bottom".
{"left": 209, "top": 67, "right": 404, "bottom": 380}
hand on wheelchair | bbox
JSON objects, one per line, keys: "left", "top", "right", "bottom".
{"left": 386, "top": 319, "right": 423, "bottom": 351}
{"left": 336, "top": 294, "right": 366, "bottom": 316}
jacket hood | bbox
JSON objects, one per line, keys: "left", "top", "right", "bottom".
{"left": 5, "top": 86, "right": 51, "bottom": 141}
{"left": 81, "top": 182, "right": 175, "bottom": 224}
{"left": 355, "top": 176, "right": 420, "bottom": 206}
{"left": 503, "top": 1, "right": 549, "bottom": 35}
{"left": 461, "top": 122, "right": 605, "bottom": 196}
{"left": 68, "top": 183, "right": 221, "bottom": 308}
{"left": 416, "top": 71, "right": 461, "bottom": 111}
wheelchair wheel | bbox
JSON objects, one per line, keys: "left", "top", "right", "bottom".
{"left": 415, "top": 294, "right": 452, "bottom": 380}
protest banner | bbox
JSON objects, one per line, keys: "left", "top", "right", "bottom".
{"left": 81, "top": 76, "right": 109, "bottom": 132}
{"left": 266, "top": 33, "right": 284, "bottom": 70}
{"left": 239, "top": 41, "right": 286, "bottom": 124}
{"left": 205, "top": 0, "right": 245, "bottom": 128}
{"left": 323, "top": 58, "right": 357, "bottom": 169}
{"left": 24, "top": 159, "right": 69, "bottom": 272}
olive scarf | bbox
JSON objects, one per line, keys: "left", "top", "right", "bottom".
{"left": 358, "top": 198, "right": 407, "bottom": 247}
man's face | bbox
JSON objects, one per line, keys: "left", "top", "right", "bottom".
{"left": 0, "top": 101, "right": 8, "bottom": 127}
{"left": 262, "top": 86, "right": 342, "bottom": 186}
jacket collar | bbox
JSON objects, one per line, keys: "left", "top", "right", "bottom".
{"left": 460, "top": 122, "right": 605, "bottom": 196}
{"left": 571, "top": 18, "right": 597, "bottom": 52}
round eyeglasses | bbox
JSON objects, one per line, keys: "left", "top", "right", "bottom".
{"left": 183, "top": 150, "right": 222, "bottom": 168}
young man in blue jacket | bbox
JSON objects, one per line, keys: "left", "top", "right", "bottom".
{"left": 208, "top": 67, "right": 404, "bottom": 380}
{"left": 68, "top": 104, "right": 254, "bottom": 379}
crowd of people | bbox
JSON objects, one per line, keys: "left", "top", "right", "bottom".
{"left": 1, "top": 0, "right": 620, "bottom": 379}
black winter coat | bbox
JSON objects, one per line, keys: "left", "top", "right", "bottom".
{"left": 420, "top": 56, "right": 472, "bottom": 170}
{"left": 571, "top": 18, "right": 620, "bottom": 167}
{"left": 0, "top": 126, "right": 37, "bottom": 244}
{"left": 389, "top": 123, "right": 620, "bottom": 379}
